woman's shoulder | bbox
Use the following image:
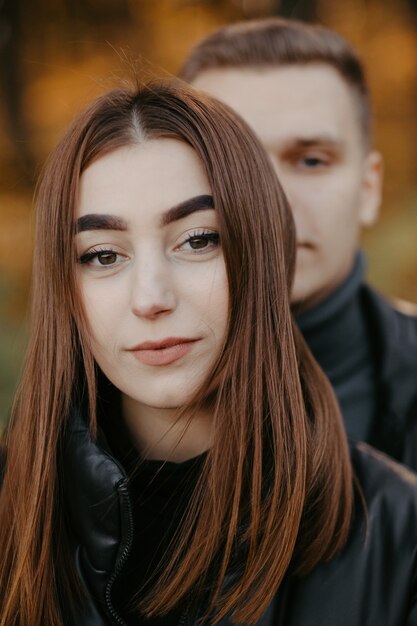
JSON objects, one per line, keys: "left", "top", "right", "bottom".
{"left": 281, "top": 442, "right": 417, "bottom": 625}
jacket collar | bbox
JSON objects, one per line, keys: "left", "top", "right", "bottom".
{"left": 62, "top": 404, "right": 128, "bottom": 575}
{"left": 61, "top": 403, "right": 281, "bottom": 626}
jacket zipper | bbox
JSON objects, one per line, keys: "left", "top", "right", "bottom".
{"left": 104, "top": 479, "right": 135, "bottom": 626}
{"left": 178, "top": 603, "right": 191, "bottom": 626}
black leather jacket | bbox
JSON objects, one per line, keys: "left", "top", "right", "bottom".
{"left": 62, "top": 407, "right": 417, "bottom": 626}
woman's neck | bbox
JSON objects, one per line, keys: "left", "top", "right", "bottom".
{"left": 121, "top": 395, "right": 213, "bottom": 462}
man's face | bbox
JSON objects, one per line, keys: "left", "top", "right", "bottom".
{"left": 192, "top": 64, "right": 382, "bottom": 309}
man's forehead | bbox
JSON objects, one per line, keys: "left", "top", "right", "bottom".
{"left": 194, "top": 63, "right": 353, "bottom": 102}
{"left": 264, "top": 133, "right": 346, "bottom": 153}
{"left": 193, "top": 63, "right": 362, "bottom": 147}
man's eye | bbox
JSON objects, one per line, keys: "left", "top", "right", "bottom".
{"left": 300, "top": 156, "right": 328, "bottom": 168}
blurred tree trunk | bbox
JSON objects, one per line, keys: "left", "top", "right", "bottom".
{"left": 274, "top": 0, "right": 318, "bottom": 21}
{"left": 0, "top": 0, "right": 34, "bottom": 183}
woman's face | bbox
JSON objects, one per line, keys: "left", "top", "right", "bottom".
{"left": 75, "top": 139, "right": 229, "bottom": 412}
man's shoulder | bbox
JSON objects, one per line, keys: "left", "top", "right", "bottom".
{"left": 359, "top": 286, "right": 417, "bottom": 468}
{"left": 390, "top": 297, "right": 417, "bottom": 318}
{"left": 286, "top": 442, "right": 417, "bottom": 624}
{"left": 345, "top": 441, "right": 417, "bottom": 578}
{"left": 350, "top": 440, "right": 417, "bottom": 513}
{"left": 361, "top": 284, "right": 417, "bottom": 412}
{"left": 362, "top": 283, "right": 417, "bottom": 344}
{"left": 387, "top": 294, "right": 417, "bottom": 339}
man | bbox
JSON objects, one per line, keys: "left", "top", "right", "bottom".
{"left": 179, "top": 18, "right": 417, "bottom": 467}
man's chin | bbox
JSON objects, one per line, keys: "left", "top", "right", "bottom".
{"left": 290, "top": 277, "right": 329, "bottom": 314}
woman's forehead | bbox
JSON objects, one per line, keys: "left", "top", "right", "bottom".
{"left": 77, "top": 140, "right": 212, "bottom": 223}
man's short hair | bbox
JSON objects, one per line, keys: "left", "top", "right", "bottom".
{"left": 179, "top": 18, "right": 372, "bottom": 148}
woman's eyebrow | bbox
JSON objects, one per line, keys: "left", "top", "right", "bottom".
{"left": 161, "top": 194, "right": 214, "bottom": 226}
{"left": 75, "top": 214, "right": 127, "bottom": 233}
{"left": 75, "top": 195, "right": 214, "bottom": 233}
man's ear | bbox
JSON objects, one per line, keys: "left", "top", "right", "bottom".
{"left": 360, "top": 150, "right": 383, "bottom": 227}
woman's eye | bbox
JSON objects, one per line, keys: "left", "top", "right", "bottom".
{"left": 188, "top": 235, "right": 217, "bottom": 250}
{"left": 178, "top": 231, "right": 220, "bottom": 253}
{"left": 78, "top": 249, "right": 125, "bottom": 267}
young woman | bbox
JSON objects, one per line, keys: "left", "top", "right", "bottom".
{"left": 0, "top": 81, "right": 417, "bottom": 626}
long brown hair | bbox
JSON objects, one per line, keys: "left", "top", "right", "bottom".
{"left": 179, "top": 17, "right": 372, "bottom": 149}
{"left": 0, "top": 80, "right": 353, "bottom": 625}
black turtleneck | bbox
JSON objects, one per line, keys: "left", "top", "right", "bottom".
{"left": 98, "top": 392, "right": 206, "bottom": 626}
{"left": 296, "top": 252, "right": 378, "bottom": 442}
{"left": 114, "top": 453, "right": 205, "bottom": 626}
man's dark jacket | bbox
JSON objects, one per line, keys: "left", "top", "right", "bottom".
{"left": 361, "top": 285, "right": 417, "bottom": 468}
{"left": 61, "top": 407, "right": 417, "bottom": 626}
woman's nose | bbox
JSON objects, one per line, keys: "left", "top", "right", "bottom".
{"left": 129, "top": 261, "right": 176, "bottom": 320}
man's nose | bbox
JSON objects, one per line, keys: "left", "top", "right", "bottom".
{"left": 267, "top": 154, "right": 307, "bottom": 240}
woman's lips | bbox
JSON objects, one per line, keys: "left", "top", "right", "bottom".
{"left": 128, "top": 338, "right": 199, "bottom": 366}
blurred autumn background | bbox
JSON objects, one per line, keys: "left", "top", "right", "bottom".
{"left": 1, "top": 0, "right": 417, "bottom": 423}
